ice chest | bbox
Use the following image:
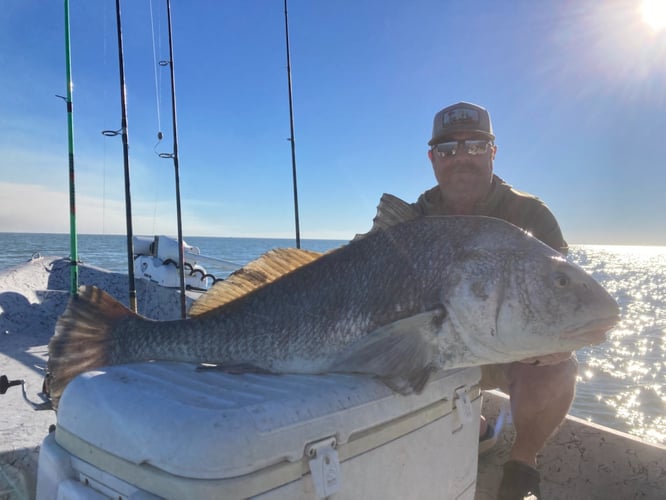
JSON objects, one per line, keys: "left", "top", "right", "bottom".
{"left": 37, "top": 362, "right": 481, "bottom": 499}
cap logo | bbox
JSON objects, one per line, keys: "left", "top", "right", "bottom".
{"left": 442, "top": 107, "right": 480, "bottom": 127}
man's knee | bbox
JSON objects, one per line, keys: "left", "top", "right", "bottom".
{"left": 544, "top": 356, "right": 578, "bottom": 389}
{"left": 508, "top": 356, "right": 578, "bottom": 403}
{"left": 481, "top": 356, "right": 578, "bottom": 396}
{"left": 558, "top": 356, "right": 579, "bottom": 384}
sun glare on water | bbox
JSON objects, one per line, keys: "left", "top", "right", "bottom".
{"left": 641, "top": 0, "right": 666, "bottom": 32}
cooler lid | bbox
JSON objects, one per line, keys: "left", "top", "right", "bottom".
{"left": 55, "top": 362, "right": 479, "bottom": 479}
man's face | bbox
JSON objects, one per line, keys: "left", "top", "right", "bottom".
{"left": 428, "top": 132, "right": 496, "bottom": 212}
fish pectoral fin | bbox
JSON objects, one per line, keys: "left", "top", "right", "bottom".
{"left": 196, "top": 363, "right": 274, "bottom": 375}
{"left": 330, "top": 312, "right": 439, "bottom": 394}
{"left": 380, "top": 365, "right": 438, "bottom": 395}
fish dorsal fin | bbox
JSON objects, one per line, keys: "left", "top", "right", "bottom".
{"left": 354, "top": 193, "right": 420, "bottom": 239}
{"left": 189, "top": 248, "right": 323, "bottom": 316}
{"left": 374, "top": 193, "right": 420, "bottom": 229}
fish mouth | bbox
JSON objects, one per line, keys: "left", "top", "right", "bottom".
{"left": 559, "top": 315, "right": 621, "bottom": 346}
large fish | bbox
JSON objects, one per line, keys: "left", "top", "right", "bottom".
{"left": 46, "top": 216, "right": 620, "bottom": 407}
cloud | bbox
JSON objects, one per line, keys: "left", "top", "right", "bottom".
{"left": 0, "top": 182, "right": 272, "bottom": 238}
{"left": 0, "top": 182, "right": 188, "bottom": 235}
{"left": 1, "top": 182, "right": 111, "bottom": 233}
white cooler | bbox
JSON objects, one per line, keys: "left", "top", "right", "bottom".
{"left": 37, "top": 362, "right": 481, "bottom": 499}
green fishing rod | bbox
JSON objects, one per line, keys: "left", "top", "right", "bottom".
{"left": 63, "top": 0, "right": 78, "bottom": 296}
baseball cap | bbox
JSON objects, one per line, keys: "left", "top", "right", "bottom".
{"left": 429, "top": 102, "right": 495, "bottom": 146}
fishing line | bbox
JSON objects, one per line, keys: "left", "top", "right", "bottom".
{"left": 101, "top": 0, "right": 111, "bottom": 234}
{"left": 102, "top": 140, "right": 108, "bottom": 235}
{"left": 149, "top": 0, "right": 159, "bottom": 234}
{"left": 149, "top": 0, "right": 164, "bottom": 151}
{"left": 149, "top": 0, "right": 180, "bottom": 236}
{"left": 148, "top": 0, "right": 167, "bottom": 234}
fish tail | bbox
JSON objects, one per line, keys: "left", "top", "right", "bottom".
{"left": 46, "top": 285, "right": 140, "bottom": 408}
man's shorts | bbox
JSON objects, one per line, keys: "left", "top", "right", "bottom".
{"left": 480, "top": 363, "right": 513, "bottom": 393}
{"left": 479, "top": 354, "right": 578, "bottom": 394}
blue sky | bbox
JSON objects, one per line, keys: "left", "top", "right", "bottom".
{"left": 1, "top": 0, "right": 666, "bottom": 245}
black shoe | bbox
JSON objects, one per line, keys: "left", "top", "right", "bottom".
{"left": 497, "top": 460, "right": 541, "bottom": 499}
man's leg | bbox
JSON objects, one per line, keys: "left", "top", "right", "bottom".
{"left": 506, "top": 357, "right": 578, "bottom": 466}
{"left": 495, "top": 357, "right": 578, "bottom": 499}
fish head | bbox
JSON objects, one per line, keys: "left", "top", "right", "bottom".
{"left": 434, "top": 223, "right": 620, "bottom": 365}
{"left": 495, "top": 249, "right": 620, "bottom": 356}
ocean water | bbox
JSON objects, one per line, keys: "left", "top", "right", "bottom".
{"left": 0, "top": 233, "right": 664, "bottom": 446}
{"left": 569, "top": 245, "right": 666, "bottom": 444}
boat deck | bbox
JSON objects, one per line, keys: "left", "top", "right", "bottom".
{"left": 0, "top": 256, "right": 196, "bottom": 498}
{"left": 476, "top": 390, "right": 666, "bottom": 499}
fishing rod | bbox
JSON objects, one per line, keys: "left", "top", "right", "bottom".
{"left": 63, "top": 0, "right": 78, "bottom": 296}
{"left": 103, "top": 0, "right": 138, "bottom": 313}
{"left": 158, "top": 0, "right": 187, "bottom": 319}
{"left": 284, "top": 0, "right": 301, "bottom": 249}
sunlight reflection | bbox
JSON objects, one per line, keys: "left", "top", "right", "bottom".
{"left": 570, "top": 245, "right": 666, "bottom": 445}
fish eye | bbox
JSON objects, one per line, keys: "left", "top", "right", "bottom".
{"left": 553, "top": 272, "right": 570, "bottom": 288}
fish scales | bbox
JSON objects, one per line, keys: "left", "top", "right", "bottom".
{"left": 116, "top": 223, "right": 447, "bottom": 365}
{"left": 46, "top": 216, "right": 620, "bottom": 407}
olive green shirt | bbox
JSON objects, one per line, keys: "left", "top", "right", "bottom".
{"left": 362, "top": 175, "right": 567, "bottom": 255}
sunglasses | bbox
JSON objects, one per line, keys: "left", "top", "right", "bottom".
{"left": 432, "top": 139, "right": 492, "bottom": 158}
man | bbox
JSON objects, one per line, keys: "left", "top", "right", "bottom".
{"left": 359, "top": 102, "right": 576, "bottom": 500}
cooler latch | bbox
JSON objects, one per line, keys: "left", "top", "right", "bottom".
{"left": 306, "top": 436, "right": 341, "bottom": 498}
{"left": 455, "top": 386, "right": 474, "bottom": 424}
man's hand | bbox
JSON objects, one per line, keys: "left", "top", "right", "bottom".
{"left": 519, "top": 352, "right": 573, "bottom": 366}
